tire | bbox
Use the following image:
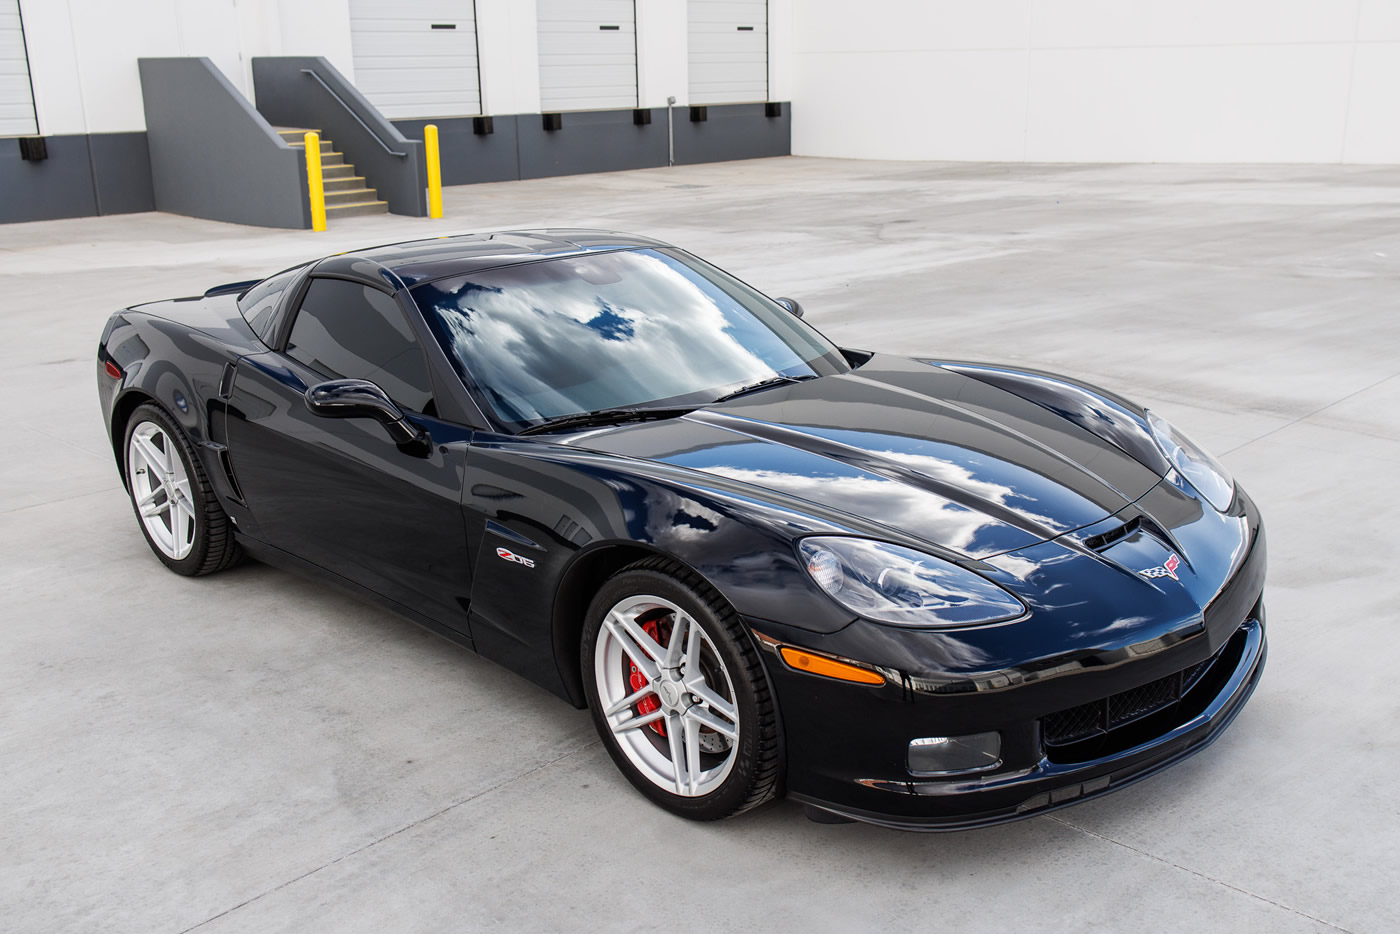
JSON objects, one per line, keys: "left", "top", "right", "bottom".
{"left": 582, "top": 557, "right": 782, "bottom": 820}
{"left": 122, "top": 403, "right": 241, "bottom": 576}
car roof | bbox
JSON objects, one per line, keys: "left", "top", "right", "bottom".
{"left": 310, "top": 228, "right": 675, "bottom": 291}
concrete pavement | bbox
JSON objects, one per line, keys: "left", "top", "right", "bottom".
{"left": 1, "top": 157, "right": 1396, "bottom": 933}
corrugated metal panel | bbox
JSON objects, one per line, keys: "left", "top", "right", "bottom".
{"left": 0, "top": 0, "right": 36, "bottom": 137}
{"left": 350, "top": 0, "right": 482, "bottom": 118}
{"left": 688, "top": 0, "right": 767, "bottom": 105}
{"left": 537, "top": 0, "right": 637, "bottom": 112}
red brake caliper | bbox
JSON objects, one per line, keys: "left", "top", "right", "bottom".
{"left": 629, "top": 618, "right": 667, "bottom": 737}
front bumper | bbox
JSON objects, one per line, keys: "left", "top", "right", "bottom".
{"left": 752, "top": 489, "right": 1268, "bottom": 831}
{"left": 792, "top": 615, "right": 1265, "bottom": 830}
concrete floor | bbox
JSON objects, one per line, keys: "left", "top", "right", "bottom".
{"left": 2, "top": 157, "right": 1397, "bottom": 933}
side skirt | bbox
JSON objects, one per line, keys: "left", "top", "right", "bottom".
{"left": 235, "top": 533, "right": 476, "bottom": 654}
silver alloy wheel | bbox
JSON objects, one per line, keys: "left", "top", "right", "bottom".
{"left": 594, "top": 594, "right": 740, "bottom": 797}
{"left": 126, "top": 420, "right": 197, "bottom": 561}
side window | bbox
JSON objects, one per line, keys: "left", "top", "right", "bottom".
{"left": 236, "top": 265, "right": 304, "bottom": 343}
{"left": 285, "top": 278, "right": 435, "bottom": 413}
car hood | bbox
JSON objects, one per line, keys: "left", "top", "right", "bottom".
{"left": 563, "top": 354, "right": 1164, "bottom": 558}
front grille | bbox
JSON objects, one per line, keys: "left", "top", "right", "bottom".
{"left": 1042, "top": 701, "right": 1106, "bottom": 745}
{"left": 1179, "top": 657, "right": 1213, "bottom": 694}
{"left": 1042, "top": 638, "right": 1232, "bottom": 747}
{"left": 1106, "top": 675, "right": 1179, "bottom": 724}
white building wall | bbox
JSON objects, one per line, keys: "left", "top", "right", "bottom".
{"left": 17, "top": 0, "right": 354, "bottom": 135}
{"left": 13, "top": 0, "right": 1399, "bottom": 165}
{"left": 476, "top": 0, "right": 541, "bottom": 115}
{"left": 13, "top": 0, "right": 782, "bottom": 137}
{"left": 637, "top": 0, "right": 688, "bottom": 108}
{"left": 787, "top": 0, "right": 1400, "bottom": 164}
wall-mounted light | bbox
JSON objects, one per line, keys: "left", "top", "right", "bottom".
{"left": 632, "top": 109, "right": 651, "bottom": 126}
{"left": 765, "top": 102, "right": 783, "bottom": 118}
{"left": 18, "top": 137, "right": 47, "bottom": 161}
{"left": 689, "top": 106, "right": 707, "bottom": 123}
{"left": 473, "top": 116, "right": 494, "bottom": 135}
{"left": 542, "top": 113, "right": 563, "bottom": 132}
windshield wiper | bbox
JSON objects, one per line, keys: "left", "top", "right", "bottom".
{"left": 710, "top": 374, "right": 817, "bottom": 404}
{"left": 517, "top": 405, "right": 694, "bottom": 436}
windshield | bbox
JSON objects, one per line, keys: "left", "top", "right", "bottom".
{"left": 410, "top": 248, "right": 849, "bottom": 428}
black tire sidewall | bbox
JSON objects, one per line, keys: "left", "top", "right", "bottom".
{"left": 123, "top": 403, "right": 215, "bottom": 576}
{"left": 582, "top": 567, "right": 771, "bottom": 820}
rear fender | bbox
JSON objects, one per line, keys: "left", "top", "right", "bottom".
{"left": 99, "top": 313, "right": 246, "bottom": 514}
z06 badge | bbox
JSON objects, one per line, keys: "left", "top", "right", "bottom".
{"left": 495, "top": 547, "right": 536, "bottom": 568}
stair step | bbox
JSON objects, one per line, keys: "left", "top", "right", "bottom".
{"left": 324, "top": 187, "right": 378, "bottom": 205}
{"left": 325, "top": 200, "right": 389, "bottom": 218}
{"left": 274, "top": 126, "right": 318, "bottom": 137}
{"left": 287, "top": 139, "right": 334, "bottom": 153}
{"left": 318, "top": 151, "right": 345, "bottom": 166}
{"left": 321, "top": 163, "right": 355, "bottom": 179}
{"left": 322, "top": 175, "right": 366, "bottom": 192}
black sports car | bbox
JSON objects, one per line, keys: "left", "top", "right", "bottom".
{"left": 96, "top": 230, "right": 1266, "bottom": 830}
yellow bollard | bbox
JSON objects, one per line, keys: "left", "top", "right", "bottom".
{"left": 425, "top": 123, "right": 444, "bottom": 219}
{"left": 304, "top": 131, "right": 327, "bottom": 232}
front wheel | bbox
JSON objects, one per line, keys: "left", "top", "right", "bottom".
{"left": 582, "top": 558, "right": 782, "bottom": 820}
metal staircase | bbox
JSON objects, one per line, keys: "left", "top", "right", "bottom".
{"left": 276, "top": 127, "right": 388, "bottom": 219}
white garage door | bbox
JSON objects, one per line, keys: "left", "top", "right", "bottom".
{"left": 688, "top": 0, "right": 767, "bottom": 105}
{"left": 0, "top": 0, "right": 36, "bottom": 136}
{"left": 349, "top": 0, "right": 482, "bottom": 118}
{"left": 537, "top": 0, "right": 637, "bottom": 112}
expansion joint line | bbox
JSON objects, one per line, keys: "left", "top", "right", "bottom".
{"left": 1047, "top": 815, "right": 1354, "bottom": 933}
{"left": 177, "top": 740, "right": 602, "bottom": 933}
{"left": 1221, "top": 370, "right": 1400, "bottom": 457}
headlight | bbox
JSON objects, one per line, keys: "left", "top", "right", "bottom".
{"left": 1145, "top": 410, "right": 1235, "bottom": 511}
{"left": 798, "top": 537, "right": 1026, "bottom": 628}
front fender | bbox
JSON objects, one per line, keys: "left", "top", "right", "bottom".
{"left": 925, "top": 360, "right": 1169, "bottom": 476}
{"left": 460, "top": 439, "right": 860, "bottom": 704}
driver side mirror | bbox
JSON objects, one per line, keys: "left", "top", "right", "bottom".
{"left": 774, "top": 297, "right": 804, "bottom": 318}
{"left": 305, "top": 379, "right": 430, "bottom": 456}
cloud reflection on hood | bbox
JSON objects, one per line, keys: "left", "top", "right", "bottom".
{"left": 696, "top": 463, "right": 1013, "bottom": 557}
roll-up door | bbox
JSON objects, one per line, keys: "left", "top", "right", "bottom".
{"left": 688, "top": 0, "right": 767, "bottom": 105}
{"left": 537, "top": 0, "right": 638, "bottom": 112}
{"left": 349, "top": 0, "right": 482, "bottom": 118}
{"left": 0, "top": 0, "right": 37, "bottom": 136}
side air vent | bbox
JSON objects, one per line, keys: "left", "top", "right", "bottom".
{"left": 217, "top": 362, "right": 236, "bottom": 400}
{"left": 218, "top": 448, "right": 246, "bottom": 504}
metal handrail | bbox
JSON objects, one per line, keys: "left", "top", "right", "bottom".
{"left": 299, "top": 68, "right": 406, "bottom": 157}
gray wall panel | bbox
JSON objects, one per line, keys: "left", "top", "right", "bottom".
{"left": 391, "top": 116, "right": 519, "bottom": 187}
{"left": 517, "top": 108, "right": 667, "bottom": 180}
{"left": 0, "top": 134, "right": 98, "bottom": 223}
{"left": 0, "top": 102, "right": 789, "bottom": 225}
{"left": 89, "top": 132, "right": 155, "bottom": 215}
{"left": 139, "top": 57, "right": 309, "bottom": 229}
{"left": 673, "top": 103, "right": 789, "bottom": 165}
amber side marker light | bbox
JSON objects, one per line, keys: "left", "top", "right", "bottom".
{"left": 779, "top": 647, "right": 885, "bottom": 686}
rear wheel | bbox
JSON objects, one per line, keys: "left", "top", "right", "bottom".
{"left": 123, "top": 403, "right": 240, "bottom": 576}
{"left": 582, "top": 558, "right": 781, "bottom": 820}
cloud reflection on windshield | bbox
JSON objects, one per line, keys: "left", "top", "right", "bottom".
{"left": 411, "top": 250, "right": 840, "bottom": 423}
